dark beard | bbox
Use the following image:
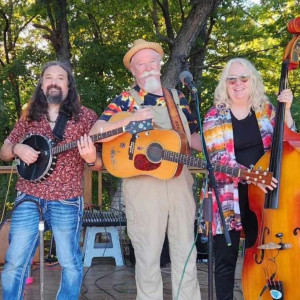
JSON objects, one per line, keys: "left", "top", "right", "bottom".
{"left": 46, "top": 93, "right": 63, "bottom": 104}
{"left": 46, "top": 85, "right": 63, "bottom": 104}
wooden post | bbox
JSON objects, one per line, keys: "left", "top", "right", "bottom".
{"left": 98, "top": 171, "right": 103, "bottom": 207}
{"left": 83, "top": 164, "right": 92, "bottom": 205}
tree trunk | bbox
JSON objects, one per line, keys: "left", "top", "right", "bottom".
{"left": 9, "top": 74, "right": 22, "bottom": 118}
{"left": 34, "top": 0, "right": 72, "bottom": 68}
{"left": 162, "top": 0, "right": 222, "bottom": 88}
{"left": 55, "top": 0, "right": 72, "bottom": 66}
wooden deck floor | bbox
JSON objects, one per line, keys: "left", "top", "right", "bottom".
{"left": 0, "top": 256, "right": 244, "bottom": 300}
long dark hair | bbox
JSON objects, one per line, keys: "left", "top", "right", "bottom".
{"left": 24, "top": 61, "right": 81, "bottom": 121}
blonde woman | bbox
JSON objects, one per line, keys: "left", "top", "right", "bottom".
{"left": 203, "top": 58, "right": 295, "bottom": 300}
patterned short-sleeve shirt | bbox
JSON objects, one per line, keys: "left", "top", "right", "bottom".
{"left": 100, "top": 86, "right": 199, "bottom": 134}
{"left": 7, "top": 106, "right": 98, "bottom": 200}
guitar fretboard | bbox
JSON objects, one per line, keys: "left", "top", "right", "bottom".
{"left": 163, "top": 149, "right": 241, "bottom": 177}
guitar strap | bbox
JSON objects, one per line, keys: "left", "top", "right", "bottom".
{"left": 162, "top": 87, "right": 186, "bottom": 134}
{"left": 129, "top": 89, "right": 143, "bottom": 108}
{"left": 52, "top": 113, "right": 69, "bottom": 144}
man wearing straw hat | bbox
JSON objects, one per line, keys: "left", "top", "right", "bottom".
{"left": 90, "top": 39, "right": 202, "bottom": 299}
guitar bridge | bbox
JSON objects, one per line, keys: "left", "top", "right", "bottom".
{"left": 128, "top": 134, "right": 137, "bottom": 160}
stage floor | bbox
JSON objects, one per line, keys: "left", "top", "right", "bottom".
{"left": 0, "top": 256, "right": 244, "bottom": 300}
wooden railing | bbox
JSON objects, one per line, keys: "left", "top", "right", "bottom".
{"left": 0, "top": 165, "right": 206, "bottom": 206}
{"left": 0, "top": 165, "right": 107, "bottom": 206}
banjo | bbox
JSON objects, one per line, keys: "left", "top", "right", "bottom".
{"left": 16, "top": 117, "right": 153, "bottom": 182}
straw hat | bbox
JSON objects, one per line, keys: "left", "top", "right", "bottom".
{"left": 123, "top": 39, "right": 164, "bottom": 69}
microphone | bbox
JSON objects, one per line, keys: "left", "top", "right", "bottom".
{"left": 179, "top": 71, "right": 198, "bottom": 94}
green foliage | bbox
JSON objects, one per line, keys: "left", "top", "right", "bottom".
{"left": 68, "top": 0, "right": 164, "bottom": 113}
{"left": 0, "top": 172, "right": 17, "bottom": 216}
{"left": 199, "top": 0, "right": 300, "bottom": 127}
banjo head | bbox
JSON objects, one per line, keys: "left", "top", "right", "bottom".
{"left": 16, "top": 134, "right": 55, "bottom": 182}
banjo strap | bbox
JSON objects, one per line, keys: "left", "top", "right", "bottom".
{"left": 52, "top": 113, "right": 69, "bottom": 145}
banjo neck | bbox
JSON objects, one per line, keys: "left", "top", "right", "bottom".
{"left": 51, "top": 127, "right": 127, "bottom": 155}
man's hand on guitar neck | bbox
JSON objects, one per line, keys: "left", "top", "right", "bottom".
{"left": 77, "top": 134, "right": 102, "bottom": 170}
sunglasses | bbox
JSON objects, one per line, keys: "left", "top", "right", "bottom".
{"left": 226, "top": 75, "right": 250, "bottom": 84}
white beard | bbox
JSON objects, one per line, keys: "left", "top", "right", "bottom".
{"left": 144, "top": 76, "right": 161, "bottom": 94}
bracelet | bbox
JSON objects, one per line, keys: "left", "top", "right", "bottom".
{"left": 87, "top": 159, "right": 97, "bottom": 167}
{"left": 11, "top": 143, "right": 17, "bottom": 157}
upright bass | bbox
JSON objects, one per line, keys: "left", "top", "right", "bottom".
{"left": 242, "top": 17, "right": 300, "bottom": 299}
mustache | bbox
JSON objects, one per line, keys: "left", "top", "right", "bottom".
{"left": 141, "top": 70, "right": 161, "bottom": 78}
{"left": 47, "top": 84, "right": 62, "bottom": 92}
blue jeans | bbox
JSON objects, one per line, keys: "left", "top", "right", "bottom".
{"left": 1, "top": 192, "right": 83, "bottom": 300}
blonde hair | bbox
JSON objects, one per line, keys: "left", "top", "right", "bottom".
{"left": 214, "top": 58, "right": 268, "bottom": 111}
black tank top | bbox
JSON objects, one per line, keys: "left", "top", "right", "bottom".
{"left": 230, "top": 110, "right": 264, "bottom": 167}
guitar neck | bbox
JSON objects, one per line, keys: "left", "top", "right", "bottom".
{"left": 52, "top": 127, "right": 125, "bottom": 155}
{"left": 163, "top": 149, "right": 241, "bottom": 178}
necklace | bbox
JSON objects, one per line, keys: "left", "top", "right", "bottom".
{"left": 46, "top": 115, "right": 57, "bottom": 124}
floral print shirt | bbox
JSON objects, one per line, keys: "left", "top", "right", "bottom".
{"left": 99, "top": 85, "right": 198, "bottom": 134}
{"left": 7, "top": 106, "right": 98, "bottom": 200}
{"left": 203, "top": 102, "right": 275, "bottom": 234}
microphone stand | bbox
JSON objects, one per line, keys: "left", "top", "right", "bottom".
{"left": 202, "top": 189, "right": 214, "bottom": 299}
{"left": 189, "top": 88, "right": 231, "bottom": 300}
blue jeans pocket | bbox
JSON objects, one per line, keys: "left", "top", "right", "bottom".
{"left": 14, "top": 191, "right": 27, "bottom": 204}
{"left": 58, "top": 196, "right": 83, "bottom": 217}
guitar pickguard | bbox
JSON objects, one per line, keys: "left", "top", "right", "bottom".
{"left": 134, "top": 154, "right": 161, "bottom": 171}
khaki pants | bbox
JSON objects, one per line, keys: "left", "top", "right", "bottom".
{"left": 124, "top": 166, "right": 201, "bottom": 300}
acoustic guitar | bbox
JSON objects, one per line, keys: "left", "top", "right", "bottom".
{"left": 102, "top": 129, "right": 273, "bottom": 185}
{"left": 16, "top": 116, "right": 152, "bottom": 182}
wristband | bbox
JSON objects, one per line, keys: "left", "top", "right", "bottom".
{"left": 11, "top": 143, "right": 17, "bottom": 157}
{"left": 87, "top": 159, "right": 96, "bottom": 167}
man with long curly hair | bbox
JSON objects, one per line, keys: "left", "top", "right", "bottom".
{"left": 0, "top": 61, "right": 102, "bottom": 300}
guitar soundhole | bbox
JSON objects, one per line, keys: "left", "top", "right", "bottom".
{"left": 146, "top": 143, "right": 163, "bottom": 163}
{"left": 134, "top": 154, "right": 161, "bottom": 171}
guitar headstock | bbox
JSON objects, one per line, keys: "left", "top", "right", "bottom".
{"left": 240, "top": 168, "right": 273, "bottom": 185}
{"left": 125, "top": 118, "right": 153, "bottom": 134}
